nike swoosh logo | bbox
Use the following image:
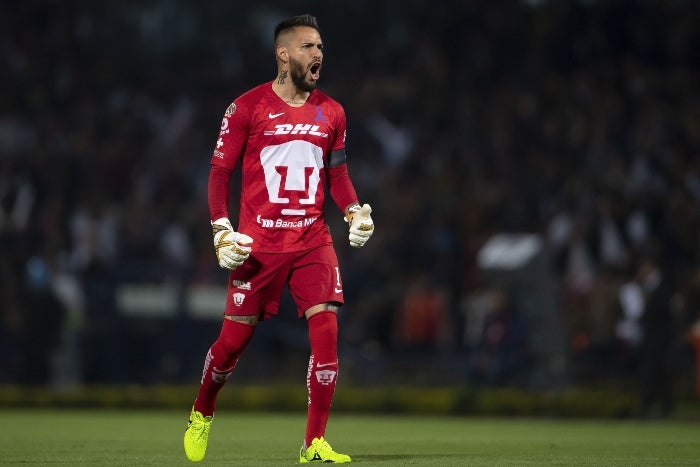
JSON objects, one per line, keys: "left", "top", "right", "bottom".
{"left": 317, "top": 362, "right": 336, "bottom": 368}
{"left": 334, "top": 288, "right": 343, "bottom": 293}
{"left": 268, "top": 112, "right": 285, "bottom": 119}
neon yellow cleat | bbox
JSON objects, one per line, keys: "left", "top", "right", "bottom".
{"left": 183, "top": 407, "right": 213, "bottom": 462}
{"left": 299, "top": 437, "right": 352, "bottom": 463}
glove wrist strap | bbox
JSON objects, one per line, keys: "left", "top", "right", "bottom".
{"left": 344, "top": 203, "right": 361, "bottom": 223}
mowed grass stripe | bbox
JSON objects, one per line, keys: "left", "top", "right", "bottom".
{"left": 0, "top": 410, "right": 698, "bottom": 466}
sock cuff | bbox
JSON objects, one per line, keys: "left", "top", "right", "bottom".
{"left": 307, "top": 310, "right": 336, "bottom": 326}
{"left": 307, "top": 311, "right": 338, "bottom": 361}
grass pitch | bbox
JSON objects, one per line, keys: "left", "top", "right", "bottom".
{"left": 0, "top": 409, "right": 698, "bottom": 466}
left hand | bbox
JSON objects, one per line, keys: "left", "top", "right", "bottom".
{"left": 345, "top": 203, "right": 374, "bottom": 248}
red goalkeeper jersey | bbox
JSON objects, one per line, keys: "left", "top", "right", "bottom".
{"left": 210, "top": 82, "right": 347, "bottom": 253}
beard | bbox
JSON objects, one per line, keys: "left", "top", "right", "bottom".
{"left": 289, "top": 56, "right": 317, "bottom": 92}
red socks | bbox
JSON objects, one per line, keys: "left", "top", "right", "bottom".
{"left": 192, "top": 310, "right": 339, "bottom": 446}
{"left": 305, "top": 311, "right": 339, "bottom": 446}
{"left": 193, "top": 319, "right": 255, "bottom": 416}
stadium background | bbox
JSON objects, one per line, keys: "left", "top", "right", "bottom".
{"left": 1, "top": 0, "right": 699, "bottom": 414}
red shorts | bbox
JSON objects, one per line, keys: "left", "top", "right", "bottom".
{"left": 224, "top": 244, "right": 344, "bottom": 320}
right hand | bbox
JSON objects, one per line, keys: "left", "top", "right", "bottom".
{"left": 211, "top": 217, "right": 253, "bottom": 270}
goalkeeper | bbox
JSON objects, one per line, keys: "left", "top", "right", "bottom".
{"left": 183, "top": 13, "right": 374, "bottom": 464}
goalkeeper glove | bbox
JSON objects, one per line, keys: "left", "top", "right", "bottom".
{"left": 211, "top": 217, "right": 253, "bottom": 270}
{"left": 345, "top": 203, "right": 374, "bottom": 248}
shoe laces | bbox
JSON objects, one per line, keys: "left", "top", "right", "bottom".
{"left": 316, "top": 437, "right": 333, "bottom": 452}
{"left": 189, "top": 414, "right": 211, "bottom": 441}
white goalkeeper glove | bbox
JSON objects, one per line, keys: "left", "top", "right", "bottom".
{"left": 211, "top": 217, "right": 253, "bottom": 270}
{"left": 345, "top": 203, "right": 374, "bottom": 248}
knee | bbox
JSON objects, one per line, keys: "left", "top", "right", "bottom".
{"left": 216, "top": 319, "right": 256, "bottom": 355}
{"left": 308, "top": 310, "right": 338, "bottom": 340}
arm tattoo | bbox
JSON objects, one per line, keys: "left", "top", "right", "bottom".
{"left": 278, "top": 70, "right": 288, "bottom": 84}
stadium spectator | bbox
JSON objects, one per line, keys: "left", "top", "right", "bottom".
{"left": 0, "top": 1, "right": 698, "bottom": 398}
{"left": 391, "top": 272, "right": 453, "bottom": 352}
{"left": 636, "top": 253, "right": 675, "bottom": 417}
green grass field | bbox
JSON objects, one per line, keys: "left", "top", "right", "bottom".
{"left": 0, "top": 409, "right": 698, "bottom": 466}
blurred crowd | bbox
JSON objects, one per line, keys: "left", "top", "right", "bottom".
{"left": 2, "top": 0, "right": 699, "bottom": 406}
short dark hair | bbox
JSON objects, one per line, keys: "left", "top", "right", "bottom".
{"left": 274, "top": 14, "right": 320, "bottom": 43}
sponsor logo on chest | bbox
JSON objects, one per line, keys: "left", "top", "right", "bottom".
{"left": 256, "top": 214, "right": 318, "bottom": 229}
{"left": 264, "top": 123, "right": 328, "bottom": 138}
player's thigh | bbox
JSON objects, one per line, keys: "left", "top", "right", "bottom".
{"left": 288, "top": 244, "right": 344, "bottom": 317}
{"left": 224, "top": 253, "right": 291, "bottom": 320}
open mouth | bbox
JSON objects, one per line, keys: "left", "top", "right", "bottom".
{"left": 310, "top": 62, "right": 321, "bottom": 80}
